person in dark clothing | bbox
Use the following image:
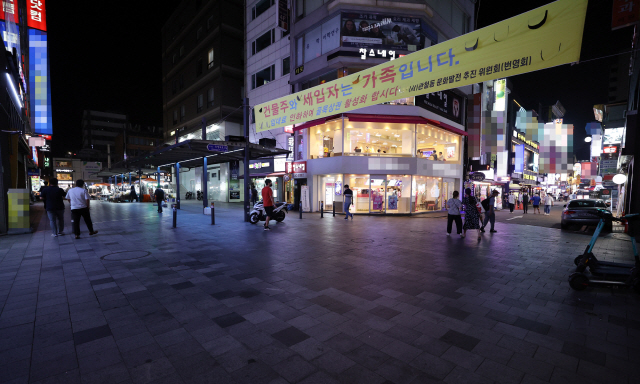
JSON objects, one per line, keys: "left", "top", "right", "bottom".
{"left": 343, "top": 185, "right": 354, "bottom": 220}
{"left": 41, "top": 178, "right": 66, "bottom": 237}
{"left": 130, "top": 185, "right": 137, "bottom": 202}
{"left": 154, "top": 187, "right": 165, "bottom": 213}
{"left": 522, "top": 192, "right": 529, "bottom": 214}
{"left": 341, "top": 19, "right": 357, "bottom": 36}
{"left": 358, "top": 21, "right": 372, "bottom": 37}
{"left": 250, "top": 183, "right": 258, "bottom": 206}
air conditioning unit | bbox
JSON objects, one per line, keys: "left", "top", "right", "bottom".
{"left": 259, "top": 138, "right": 276, "bottom": 148}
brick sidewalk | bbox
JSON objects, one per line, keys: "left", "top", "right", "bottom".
{"left": 1, "top": 201, "right": 639, "bottom": 384}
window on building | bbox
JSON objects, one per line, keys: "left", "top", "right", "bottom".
{"left": 196, "top": 27, "right": 203, "bottom": 41}
{"left": 172, "top": 80, "right": 177, "bottom": 95}
{"left": 197, "top": 94, "right": 204, "bottom": 112}
{"left": 208, "top": 48, "right": 214, "bottom": 69}
{"left": 252, "top": 29, "right": 275, "bottom": 55}
{"left": 179, "top": 45, "right": 185, "bottom": 57}
{"left": 296, "top": 0, "right": 324, "bottom": 19}
{"left": 196, "top": 58, "right": 203, "bottom": 76}
{"left": 208, "top": 88, "right": 214, "bottom": 107}
{"left": 296, "top": 36, "right": 303, "bottom": 66}
{"left": 251, "top": 64, "right": 276, "bottom": 89}
{"left": 173, "top": 110, "right": 178, "bottom": 125}
{"left": 180, "top": 105, "right": 185, "bottom": 121}
{"left": 252, "top": 0, "right": 275, "bottom": 20}
{"left": 207, "top": 16, "right": 214, "bottom": 30}
{"left": 282, "top": 57, "right": 290, "bottom": 76}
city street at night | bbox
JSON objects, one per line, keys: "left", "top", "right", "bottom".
{"left": 1, "top": 202, "right": 639, "bottom": 384}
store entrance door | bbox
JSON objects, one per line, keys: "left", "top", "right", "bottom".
{"left": 370, "top": 175, "right": 386, "bottom": 214}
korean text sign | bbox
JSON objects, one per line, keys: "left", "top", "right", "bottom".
{"left": 255, "top": 0, "right": 587, "bottom": 133}
{"left": 27, "top": 0, "right": 46, "bottom": 32}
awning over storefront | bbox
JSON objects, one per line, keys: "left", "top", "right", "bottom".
{"left": 293, "top": 113, "right": 468, "bottom": 136}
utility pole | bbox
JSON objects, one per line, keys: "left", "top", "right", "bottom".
{"left": 243, "top": 98, "right": 250, "bottom": 222}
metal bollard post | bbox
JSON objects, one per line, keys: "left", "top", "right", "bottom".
{"left": 172, "top": 205, "right": 177, "bottom": 228}
{"left": 211, "top": 207, "right": 215, "bottom": 225}
{"left": 332, "top": 204, "right": 335, "bottom": 217}
{"left": 321, "top": 201, "right": 324, "bottom": 218}
{"left": 299, "top": 202, "right": 302, "bottom": 219}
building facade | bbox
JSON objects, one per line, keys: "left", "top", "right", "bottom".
{"left": 261, "top": 0, "right": 475, "bottom": 213}
{"left": 80, "top": 110, "right": 128, "bottom": 164}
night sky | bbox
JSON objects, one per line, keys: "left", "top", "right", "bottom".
{"left": 47, "top": 1, "right": 630, "bottom": 161}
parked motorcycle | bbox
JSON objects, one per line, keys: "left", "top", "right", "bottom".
{"left": 185, "top": 191, "right": 193, "bottom": 200}
{"left": 196, "top": 190, "right": 203, "bottom": 201}
{"left": 249, "top": 201, "right": 287, "bottom": 224}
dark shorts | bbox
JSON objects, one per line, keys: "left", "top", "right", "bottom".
{"left": 533, "top": 205, "right": 539, "bottom": 208}
{"left": 264, "top": 205, "right": 274, "bottom": 217}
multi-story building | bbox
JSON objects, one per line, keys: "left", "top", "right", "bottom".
{"left": 114, "top": 125, "right": 163, "bottom": 162}
{"left": 80, "top": 110, "right": 128, "bottom": 164}
{"left": 251, "top": 0, "right": 475, "bottom": 213}
{"left": 161, "top": 0, "right": 246, "bottom": 203}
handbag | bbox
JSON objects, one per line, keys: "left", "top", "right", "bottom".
{"left": 476, "top": 201, "right": 483, "bottom": 213}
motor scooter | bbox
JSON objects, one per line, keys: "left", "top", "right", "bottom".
{"left": 196, "top": 190, "right": 203, "bottom": 201}
{"left": 185, "top": 191, "right": 193, "bottom": 200}
{"left": 249, "top": 201, "right": 287, "bottom": 224}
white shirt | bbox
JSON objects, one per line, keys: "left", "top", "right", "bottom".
{"left": 66, "top": 187, "right": 90, "bottom": 210}
{"left": 446, "top": 198, "right": 462, "bottom": 215}
{"left": 508, "top": 195, "right": 515, "bottom": 204}
{"left": 544, "top": 195, "right": 553, "bottom": 205}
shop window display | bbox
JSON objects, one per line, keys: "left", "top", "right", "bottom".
{"left": 416, "top": 124, "right": 460, "bottom": 162}
{"left": 386, "top": 175, "right": 411, "bottom": 213}
{"left": 412, "top": 176, "right": 443, "bottom": 211}
{"left": 318, "top": 174, "right": 343, "bottom": 211}
{"left": 345, "top": 174, "right": 369, "bottom": 213}
{"left": 309, "top": 120, "right": 342, "bottom": 158}
{"left": 344, "top": 120, "right": 413, "bottom": 156}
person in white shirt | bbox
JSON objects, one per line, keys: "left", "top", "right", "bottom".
{"left": 65, "top": 179, "right": 98, "bottom": 239}
{"left": 544, "top": 194, "right": 554, "bottom": 215}
{"left": 508, "top": 192, "right": 516, "bottom": 213}
{"left": 446, "top": 191, "right": 463, "bottom": 237}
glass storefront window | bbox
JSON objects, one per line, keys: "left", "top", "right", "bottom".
{"left": 318, "top": 174, "right": 343, "bottom": 211}
{"left": 346, "top": 174, "right": 369, "bottom": 214}
{"left": 309, "top": 119, "right": 342, "bottom": 158}
{"left": 412, "top": 176, "right": 443, "bottom": 212}
{"left": 386, "top": 175, "right": 411, "bottom": 214}
{"left": 343, "top": 120, "right": 414, "bottom": 156}
{"left": 416, "top": 124, "right": 460, "bottom": 163}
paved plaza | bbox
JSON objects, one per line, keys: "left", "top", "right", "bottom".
{"left": 1, "top": 201, "right": 639, "bottom": 384}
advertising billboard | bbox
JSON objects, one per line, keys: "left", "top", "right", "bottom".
{"left": 256, "top": 0, "right": 588, "bottom": 132}
{"left": 414, "top": 90, "right": 463, "bottom": 124}
{"left": 0, "top": 0, "right": 19, "bottom": 24}
{"left": 603, "top": 127, "right": 624, "bottom": 144}
{"left": 29, "top": 28, "right": 53, "bottom": 136}
{"left": 340, "top": 13, "right": 437, "bottom": 52}
{"left": 514, "top": 144, "right": 525, "bottom": 173}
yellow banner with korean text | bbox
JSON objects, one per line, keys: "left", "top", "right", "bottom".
{"left": 255, "top": 0, "right": 587, "bottom": 133}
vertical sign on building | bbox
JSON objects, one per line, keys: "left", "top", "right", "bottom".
{"left": 28, "top": 0, "right": 52, "bottom": 136}
{"left": 276, "top": 0, "right": 289, "bottom": 32}
{"left": 612, "top": 0, "right": 640, "bottom": 30}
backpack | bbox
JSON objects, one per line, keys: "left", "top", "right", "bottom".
{"left": 481, "top": 198, "right": 491, "bottom": 212}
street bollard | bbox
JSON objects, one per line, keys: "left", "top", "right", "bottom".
{"left": 299, "top": 202, "right": 302, "bottom": 219}
{"left": 321, "top": 202, "right": 324, "bottom": 218}
{"left": 172, "top": 205, "right": 177, "bottom": 228}
{"left": 332, "top": 204, "right": 335, "bottom": 217}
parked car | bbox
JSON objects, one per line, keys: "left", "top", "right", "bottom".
{"left": 561, "top": 199, "right": 612, "bottom": 230}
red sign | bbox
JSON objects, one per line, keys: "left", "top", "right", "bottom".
{"left": 612, "top": 0, "right": 640, "bottom": 30}
{"left": 0, "top": 0, "right": 19, "bottom": 23}
{"left": 286, "top": 161, "right": 306, "bottom": 174}
{"left": 27, "top": 0, "right": 47, "bottom": 32}
{"left": 603, "top": 146, "right": 617, "bottom": 154}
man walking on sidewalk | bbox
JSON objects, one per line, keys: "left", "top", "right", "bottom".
{"left": 522, "top": 192, "right": 529, "bottom": 214}
{"left": 154, "top": 187, "right": 165, "bottom": 213}
{"left": 544, "top": 193, "right": 554, "bottom": 215}
{"left": 343, "top": 185, "right": 354, "bottom": 220}
{"left": 481, "top": 190, "right": 499, "bottom": 233}
{"left": 531, "top": 193, "right": 542, "bottom": 214}
{"left": 66, "top": 180, "right": 98, "bottom": 239}
{"left": 508, "top": 192, "right": 515, "bottom": 213}
{"left": 262, "top": 179, "right": 274, "bottom": 230}
{"left": 41, "top": 178, "right": 66, "bottom": 237}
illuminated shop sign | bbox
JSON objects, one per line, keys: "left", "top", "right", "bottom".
{"left": 55, "top": 168, "right": 74, "bottom": 173}
{"left": 286, "top": 161, "right": 306, "bottom": 174}
{"left": 249, "top": 162, "right": 270, "bottom": 169}
{"left": 515, "top": 133, "right": 539, "bottom": 149}
{"left": 29, "top": 28, "right": 52, "bottom": 135}
{"left": 0, "top": 0, "right": 19, "bottom": 23}
{"left": 603, "top": 146, "right": 617, "bottom": 154}
{"left": 359, "top": 48, "right": 397, "bottom": 60}
{"left": 27, "top": 0, "right": 47, "bottom": 32}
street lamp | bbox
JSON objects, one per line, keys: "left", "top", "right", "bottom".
{"left": 584, "top": 137, "right": 592, "bottom": 142}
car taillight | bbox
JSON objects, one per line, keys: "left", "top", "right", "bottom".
{"left": 565, "top": 210, "right": 576, "bottom": 214}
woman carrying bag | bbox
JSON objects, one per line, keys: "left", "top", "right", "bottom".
{"left": 462, "top": 188, "right": 483, "bottom": 240}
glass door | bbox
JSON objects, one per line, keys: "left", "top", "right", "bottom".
{"left": 370, "top": 175, "right": 387, "bottom": 214}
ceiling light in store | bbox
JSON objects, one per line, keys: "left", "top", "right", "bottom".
{"left": 394, "top": 134, "right": 400, "bottom": 137}
{"left": 375, "top": 133, "right": 382, "bottom": 137}
{"left": 392, "top": 145, "right": 397, "bottom": 147}
{"left": 383, "top": 142, "right": 387, "bottom": 145}
{"left": 419, "top": 140, "right": 424, "bottom": 143}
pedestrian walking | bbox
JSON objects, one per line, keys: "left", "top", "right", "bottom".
{"left": 130, "top": 185, "right": 137, "bottom": 202}
{"left": 481, "top": 190, "right": 499, "bottom": 233}
{"left": 446, "top": 191, "right": 463, "bottom": 236}
{"left": 262, "top": 179, "right": 274, "bottom": 230}
{"left": 462, "top": 188, "right": 482, "bottom": 240}
{"left": 522, "top": 192, "right": 529, "bottom": 214}
{"left": 65, "top": 180, "right": 98, "bottom": 239}
{"left": 544, "top": 193, "right": 554, "bottom": 215}
{"left": 154, "top": 187, "right": 165, "bottom": 213}
{"left": 508, "top": 192, "right": 515, "bottom": 213}
{"left": 41, "top": 178, "right": 66, "bottom": 237}
{"left": 250, "top": 183, "right": 258, "bottom": 206}
{"left": 343, "top": 185, "right": 354, "bottom": 220}
{"left": 531, "top": 193, "right": 541, "bottom": 214}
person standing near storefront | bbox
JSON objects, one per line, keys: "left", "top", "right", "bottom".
{"left": 544, "top": 193, "right": 554, "bottom": 215}
{"left": 508, "top": 192, "right": 516, "bottom": 213}
{"left": 343, "top": 185, "right": 354, "bottom": 220}
{"left": 154, "top": 187, "right": 165, "bottom": 213}
{"left": 531, "top": 193, "right": 541, "bottom": 214}
{"left": 522, "top": 192, "right": 529, "bottom": 214}
{"left": 446, "top": 191, "right": 463, "bottom": 236}
{"left": 66, "top": 180, "right": 98, "bottom": 239}
{"left": 250, "top": 183, "right": 258, "bottom": 206}
{"left": 262, "top": 179, "right": 274, "bottom": 231}
{"left": 480, "top": 190, "right": 499, "bottom": 233}
{"left": 462, "top": 188, "right": 482, "bottom": 240}
{"left": 129, "top": 185, "right": 137, "bottom": 203}
{"left": 41, "top": 178, "right": 66, "bottom": 237}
